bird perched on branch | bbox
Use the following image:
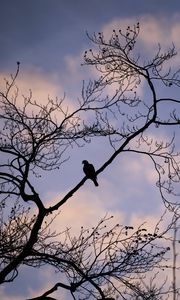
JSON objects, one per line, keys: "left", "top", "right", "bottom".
{"left": 82, "top": 160, "right": 99, "bottom": 186}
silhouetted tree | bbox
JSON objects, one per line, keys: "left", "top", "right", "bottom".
{"left": 0, "top": 23, "right": 180, "bottom": 299}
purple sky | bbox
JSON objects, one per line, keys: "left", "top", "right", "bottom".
{"left": 0, "top": 1, "right": 180, "bottom": 299}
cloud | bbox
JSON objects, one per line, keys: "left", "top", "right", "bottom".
{"left": 18, "top": 71, "right": 62, "bottom": 101}
{"left": 101, "top": 15, "right": 179, "bottom": 50}
{"left": 25, "top": 267, "right": 67, "bottom": 300}
{"left": 100, "top": 14, "right": 180, "bottom": 73}
{"left": 45, "top": 183, "right": 125, "bottom": 235}
{"left": 0, "top": 287, "right": 21, "bottom": 300}
{"left": 0, "top": 266, "right": 67, "bottom": 300}
{"left": 64, "top": 54, "right": 84, "bottom": 81}
{"left": 0, "top": 67, "right": 78, "bottom": 117}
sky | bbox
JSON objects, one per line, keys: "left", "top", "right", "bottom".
{"left": 0, "top": 1, "right": 180, "bottom": 299}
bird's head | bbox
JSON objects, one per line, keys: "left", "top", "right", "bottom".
{"left": 82, "top": 160, "right": 88, "bottom": 164}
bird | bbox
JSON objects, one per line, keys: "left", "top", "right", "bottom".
{"left": 82, "top": 160, "right": 99, "bottom": 186}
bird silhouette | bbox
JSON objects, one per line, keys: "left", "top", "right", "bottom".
{"left": 82, "top": 160, "right": 98, "bottom": 186}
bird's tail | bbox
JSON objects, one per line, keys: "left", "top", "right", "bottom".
{"left": 93, "top": 179, "right": 99, "bottom": 187}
